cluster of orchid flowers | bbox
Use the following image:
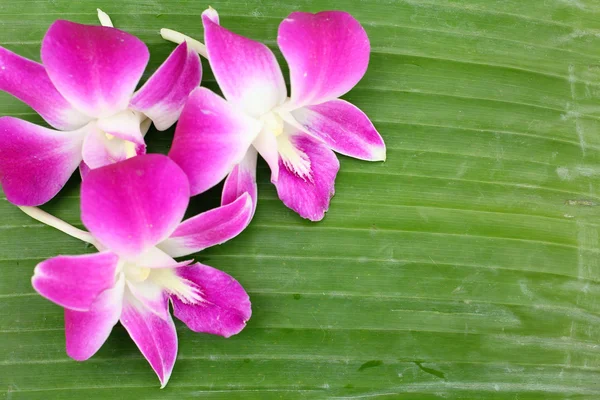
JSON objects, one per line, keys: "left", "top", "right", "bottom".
{"left": 0, "top": 8, "right": 385, "bottom": 386}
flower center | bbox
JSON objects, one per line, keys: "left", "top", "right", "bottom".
{"left": 124, "top": 263, "right": 151, "bottom": 282}
{"left": 151, "top": 268, "right": 204, "bottom": 304}
{"left": 120, "top": 251, "right": 204, "bottom": 305}
{"left": 100, "top": 131, "right": 138, "bottom": 158}
{"left": 261, "top": 112, "right": 284, "bottom": 137}
{"left": 257, "top": 108, "right": 313, "bottom": 181}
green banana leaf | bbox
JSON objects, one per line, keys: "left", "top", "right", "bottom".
{"left": 1, "top": 0, "right": 599, "bottom": 398}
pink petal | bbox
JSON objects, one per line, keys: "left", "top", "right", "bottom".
{"left": 291, "top": 99, "right": 386, "bottom": 161}
{"left": 222, "top": 148, "right": 258, "bottom": 209}
{"left": 0, "top": 117, "right": 85, "bottom": 206}
{"left": 130, "top": 42, "right": 202, "bottom": 131}
{"left": 202, "top": 8, "right": 286, "bottom": 117}
{"left": 121, "top": 294, "right": 178, "bottom": 388}
{"left": 65, "top": 274, "right": 125, "bottom": 361}
{"left": 274, "top": 132, "right": 340, "bottom": 221}
{"left": 169, "top": 87, "right": 261, "bottom": 196}
{"left": 81, "top": 154, "right": 190, "bottom": 258}
{"left": 0, "top": 46, "right": 91, "bottom": 130}
{"left": 41, "top": 20, "right": 149, "bottom": 118}
{"left": 96, "top": 110, "right": 145, "bottom": 146}
{"left": 32, "top": 252, "right": 119, "bottom": 311}
{"left": 278, "top": 11, "right": 370, "bottom": 108}
{"left": 158, "top": 193, "right": 253, "bottom": 258}
{"left": 172, "top": 263, "right": 251, "bottom": 338}
{"left": 81, "top": 126, "right": 144, "bottom": 170}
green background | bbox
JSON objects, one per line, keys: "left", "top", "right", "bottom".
{"left": 1, "top": 0, "right": 600, "bottom": 398}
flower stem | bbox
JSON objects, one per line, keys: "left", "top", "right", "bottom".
{"left": 160, "top": 28, "right": 208, "bottom": 58}
{"left": 97, "top": 9, "right": 114, "bottom": 27}
{"left": 19, "top": 206, "right": 97, "bottom": 245}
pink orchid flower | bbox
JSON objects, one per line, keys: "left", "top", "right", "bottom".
{"left": 26, "top": 154, "right": 253, "bottom": 387}
{"left": 166, "top": 8, "right": 386, "bottom": 221}
{"left": 0, "top": 19, "right": 201, "bottom": 206}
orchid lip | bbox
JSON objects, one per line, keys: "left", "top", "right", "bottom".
{"left": 149, "top": 268, "right": 204, "bottom": 305}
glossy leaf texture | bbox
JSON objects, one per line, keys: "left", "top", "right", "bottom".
{"left": 1, "top": 0, "right": 600, "bottom": 398}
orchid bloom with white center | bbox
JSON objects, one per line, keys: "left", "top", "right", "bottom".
{"left": 0, "top": 15, "right": 201, "bottom": 206}
{"left": 164, "top": 8, "right": 386, "bottom": 221}
{"left": 26, "top": 154, "right": 253, "bottom": 387}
